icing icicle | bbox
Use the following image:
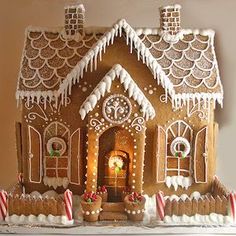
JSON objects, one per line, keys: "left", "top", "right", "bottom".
{"left": 16, "top": 19, "right": 223, "bottom": 110}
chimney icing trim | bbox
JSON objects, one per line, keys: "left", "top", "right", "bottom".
{"left": 159, "top": 4, "right": 181, "bottom": 37}
{"left": 64, "top": 4, "right": 85, "bottom": 40}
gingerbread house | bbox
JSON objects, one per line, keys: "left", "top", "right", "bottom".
{"left": 8, "top": 3, "right": 233, "bottom": 224}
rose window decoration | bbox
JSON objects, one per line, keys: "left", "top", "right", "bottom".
{"left": 102, "top": 94, "right": 132, "bottom": 124}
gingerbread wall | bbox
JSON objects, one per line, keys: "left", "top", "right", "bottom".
{"left": 19, "top": 36, "right": 216, "bottom": 196}
{"left": 1, "top": 0, "right": 236, "bottom": 194}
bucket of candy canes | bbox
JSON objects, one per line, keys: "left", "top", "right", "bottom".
{"left": 96, "top": 186, "right": 108, "bottom": 202}
{"left": 80, "top": 192, "right": 102, "bottom": 222}
{"left": 124, "top": 192, "right": 146, "bottom": 221}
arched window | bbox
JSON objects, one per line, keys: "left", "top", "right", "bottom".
{"left": 166, "top": 120, "right": 193, "bottom": 177}
{"left": 43, "top": 122, "right": 70, "bottom": 187}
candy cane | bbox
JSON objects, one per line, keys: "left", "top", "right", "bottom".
{"left": 156, "top": 191, "right": 165, "bottom": 221}
{"left": 0, "top": 190, "right": 8, "bottom": 221}
{"left": 229, "top": 192, "right": 236, "bottom": 222}
{"left": 64, "top": 189, "right": 73, "bottom": 221}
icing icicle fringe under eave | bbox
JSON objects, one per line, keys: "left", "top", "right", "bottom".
{"left": 16, "top": 19, "right": 223, "bottom": 111}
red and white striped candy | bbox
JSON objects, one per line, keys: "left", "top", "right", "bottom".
{"left": 229, "top": 192, "right": 236, "bottom": 222}
{"left": 64, "top": 189, "right": 73, "bottom": 221}
{"left": 0, "top": 190, "right": 8, "bottom": 221}
{"left": 156, "top": 191, "right": 165, "bottom": 221}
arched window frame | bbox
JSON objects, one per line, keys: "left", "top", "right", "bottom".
{"left": 43, "top": 121, "right": 70, "bottom": 180}
{"left": 166, "top": 120, "right": 193, "bottom": 177}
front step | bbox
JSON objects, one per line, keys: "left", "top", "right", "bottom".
{"left": 100, "top": 202, "right": 127, "bottom": 221}
{"left": 102, "top": 202, "right": 125, "bottom": 212}
{"left": 99, "top": 211, "right": 127, "bottom": 221}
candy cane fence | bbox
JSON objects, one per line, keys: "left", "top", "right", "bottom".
{"left": 229, "top": 192, "right": 236, "bottom": 222}
{"left": 156, "top": 191, "right": 165, "bottom": 221}
{"left": 0, "top": 190, "right": 8, "bottom": 221}
{"left": 64, "top": 189, "right": 73, "bottom": 221}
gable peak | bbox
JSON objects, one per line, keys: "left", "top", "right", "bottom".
{"left": 79, "top": 64, "right": 156, "bottom": 121}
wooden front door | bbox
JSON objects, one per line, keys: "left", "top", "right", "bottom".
{"left": 103, "top": 150, "right": 129, "bottom": 201}
{"left": 98, "top": 127, "right": 133, "bottom": 201}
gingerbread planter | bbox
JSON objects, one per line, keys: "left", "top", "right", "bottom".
{"left": 124, "top": 195, "right": 146, "bottom": 221}
{"left": 81, "top": 195, "right": 102, "bottom": 222}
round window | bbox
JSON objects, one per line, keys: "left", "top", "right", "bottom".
{"left": 47, "top": 137, "right": 67, "bottom": 156}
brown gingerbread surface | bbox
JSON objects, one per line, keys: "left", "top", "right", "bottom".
{"left": 15, "top": 4, "right": 223, "bottom": 202}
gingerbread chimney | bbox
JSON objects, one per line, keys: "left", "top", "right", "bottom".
{"left": 64, "top": 4, "right": 85, "bottom": 36}
{"left": 159, "top": 4, "right": 181, "bottom": 35}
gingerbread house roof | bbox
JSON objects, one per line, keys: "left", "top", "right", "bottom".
{"left": 79, "top": 64, "right": 156, "bottom": 121}
{"left": 16, "top": 18, "right": 223, "bottom": 109}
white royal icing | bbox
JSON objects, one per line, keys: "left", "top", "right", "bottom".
{"left": 165, "top": 176, "right": 193, "bottom": 191}
{"left": 43, "top": 176, "right": 69, "bottom": 189}
{"left": 30, "top": 190, "right": 59, "bottom": 199}
{"left": 79, "top": 64, "right": 156, "bottom": 121}
{"left": 164, "top": 191, "right": 203, "bottom": 202}
{"left": 163, "top": 213, "right": 233, "bottom": 225}
{"left": 5, "top": 214, "right": 74, "bottom": 226}
{"left": 16, "top": 18, "right": 223, "bottom": 111}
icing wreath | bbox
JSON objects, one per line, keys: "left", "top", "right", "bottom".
{"left": 47, "top": 137, "right": 67, "bottom": 157}
{"left": 170, "top": 137, "right": 190, "bottom": 158}
{"left": 108, "top": 156, "right": 124, "bottom": 173}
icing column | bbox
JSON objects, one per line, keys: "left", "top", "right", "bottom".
{"left": 128, "top": 115, "right": 147, "bottom": 193}
{"left": 131, "top": 127, "right": 146, "bottom": 193}
{"left": 86, "top": 127, "right": 99, "bottom": 192}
